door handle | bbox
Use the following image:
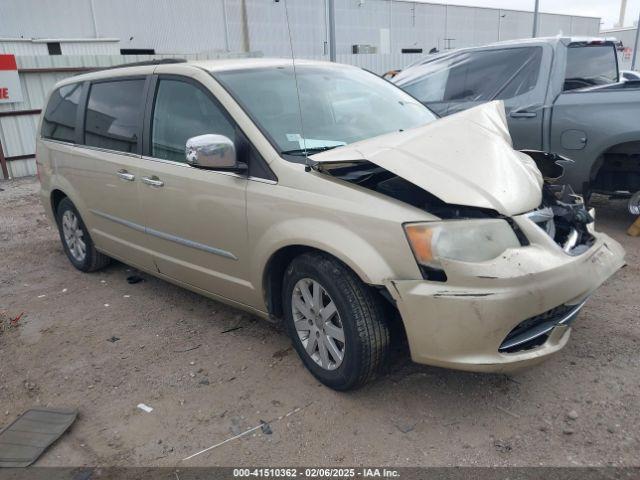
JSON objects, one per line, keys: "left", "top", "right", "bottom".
{"left": 116, "top": 169, "right": 135, "bottom": 181}
{"left": 142, "top": 176, "right": 164, "bottom": 187}
{"left": 509, "top": 110, "right": 537, "bottom": 118}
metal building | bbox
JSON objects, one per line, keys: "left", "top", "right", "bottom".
{"left": 1, "top": 0, "right": 601, "bottom": 59}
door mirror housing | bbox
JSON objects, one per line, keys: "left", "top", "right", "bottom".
{"left": 185, "top": 134, "right": 246, "bottom": 172}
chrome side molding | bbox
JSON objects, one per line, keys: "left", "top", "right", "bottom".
{"left": 90, "top": 209, "right": 237, "bottom": 260}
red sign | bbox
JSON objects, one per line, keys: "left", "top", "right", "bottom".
{"left": 0, "top": 55, "right": 18, "bottom": 71}
{"left": 0, "top": 54, "right": 23, "bottom": 104}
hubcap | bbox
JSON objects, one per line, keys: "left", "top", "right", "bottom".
{"left": 61, "top": 210, "right": 86, "bottom": 262}
{"left": 291, "top": 278, "right": 345, "bottom": 371}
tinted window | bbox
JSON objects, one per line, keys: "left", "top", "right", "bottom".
{"left": 564, "top": 45, "right": 618, "bottom": 91}
{"left": 396, "top": 47, "right": 542, "bottom": 109}
{"left": 42, "top": 83, "right": 82, "bottom": 143}
{"left": 151, "top": 79, "right": 235, "bottom": 162}
{"left": 84, "top": 79, "right": 145, "bottom": 153}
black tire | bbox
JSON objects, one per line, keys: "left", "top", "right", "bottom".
{"left": 55, "top": 197, "right": 111, "bottom": 272}
{"left": 282, "top": 252, "right": 390, "bottom": 390}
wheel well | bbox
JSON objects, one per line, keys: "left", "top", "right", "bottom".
{"left": 50, "top": 189, "right": 67, "bottom": 219}
{"left": 263, "top": 245, "right": 317, "bottom": 320}
{"left": 591, "top": 141, "right": 640, "bottom": 192}
{"left": 263, "top": 245, "right": 397, "bottom": 321}
{"left": 263, "top": 245, "right": 407, "bottom": 356}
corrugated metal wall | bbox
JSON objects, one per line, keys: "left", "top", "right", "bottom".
{"left": 0, "top": 41, "right": 49, "bottom": 56}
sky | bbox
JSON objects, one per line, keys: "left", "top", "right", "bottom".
{"left": 427, "top": 0, "right": 640, "bottom": 30}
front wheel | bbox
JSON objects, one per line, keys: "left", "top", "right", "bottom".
{"left": 282, "top": 252, "right": 390, "bottom": 390}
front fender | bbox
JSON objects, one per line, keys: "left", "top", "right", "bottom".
{"left": 251, "top": 217, "right": 401, "bottom": 291}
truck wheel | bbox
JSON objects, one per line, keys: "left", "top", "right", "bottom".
{"left": 56, "top": 197, "right": 111, "bottom": 272}
{"left": 282, "top": 252, "right": 390, "bottom": 390}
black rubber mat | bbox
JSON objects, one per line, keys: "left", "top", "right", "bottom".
{"left": 0, "top": 408, "right": 77, "bottom": 467}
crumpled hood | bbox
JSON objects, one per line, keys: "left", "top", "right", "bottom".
{"left": 311, "top": 101, "right": 543, "bottom": 216}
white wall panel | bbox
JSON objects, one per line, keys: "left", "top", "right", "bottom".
{"left": 91, "top": 0, "right": 230, "bottom": 54}
{"left": 497, "top": 10, "right": 534, "bottom": 41}
{"left": 572, "top": 16, "right": 601, "bottom": 36}
{"left": 0, "top": 0, "right": 96, "bottom": 38}
{"left": 0, "top": 41, "right": 49, "bottom": 55}
{"left": 537, "top": 13, "right": 572, "bottom": 37}
{"left": 335, "top": 0, "right": 391, "bottom": 55}
{"left": 8, "top": 159, "right": 37, "bottom": 178}
{"left": 60, "top": 41, "right": 120, "bottom": 55}
{"left": 245, "top": 0, "right": 327, "bottom": 58}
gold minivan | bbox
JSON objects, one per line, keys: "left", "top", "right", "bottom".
{"left": 37, "top": 58, "right": 625, "bottom": 390}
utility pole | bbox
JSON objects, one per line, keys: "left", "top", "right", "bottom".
{"left": 618, "top": 0, "right": 628, "bottom": 27}
{"left": 632, "top": 11, "right": 640, "bottom": 70}
{"left": 240, "top": 0, "right": 250, "bottom": 53}
{"left": 221, "top": 0, "right": 230, "bottom": 52}
{"left": 532, "top": 0, "right": 539, "bottom": 37}
{"left": 328, "top": 0, "right": 336, "bottom": 62}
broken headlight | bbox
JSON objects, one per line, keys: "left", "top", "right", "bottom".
{"left": 404, "top": 219, "right": 521, "bottom": 270}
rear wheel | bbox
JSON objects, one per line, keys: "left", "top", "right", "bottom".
{"left": 56, "top": 197, "right": 111, "bottom": 272}
{"left": 282, "top": 252, "right": 390, "bottom": 390}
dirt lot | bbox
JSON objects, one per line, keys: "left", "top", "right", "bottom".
{"left": 0, "top": 176, "right": 638, "bottom": 467}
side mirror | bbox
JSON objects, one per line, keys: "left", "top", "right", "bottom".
{"left": 185, "top": 134, "right": 246, "bottom": 172}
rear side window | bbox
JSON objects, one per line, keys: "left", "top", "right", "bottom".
{"left": 84, "top": 79, "right": 145, "bottom": 153}
{"left": 41, "top": 83, "right": 82, "bottom": 143}
{"left": 151, "top": 79, "right": 235, "bottom": 162}
{"left": 564, "top": 45, "right": 618, "bottom": 91}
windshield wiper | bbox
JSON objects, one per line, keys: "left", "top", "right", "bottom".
{"left": 281, "top": 145, "right": 341, "bottom": 156}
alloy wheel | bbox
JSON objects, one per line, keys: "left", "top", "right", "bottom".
{"left": 291, "top": 278, "right": 346, "bottom": 370}
{"left": 61, "top": 210, "right": 87, "bottom": 262}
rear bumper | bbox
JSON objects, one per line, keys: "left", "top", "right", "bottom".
{"left": 385, "top": 230, "right": 625, "bottom": 373}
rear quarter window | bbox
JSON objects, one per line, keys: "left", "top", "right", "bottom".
{"left": 564, "top": 45, "right": 619, "bottom": 91}
{"left": 41, "top": 83, "right": 82, "bottom": 143}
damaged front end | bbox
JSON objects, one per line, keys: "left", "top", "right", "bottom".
{"left": 521, "top": 150, "right": 596, "bottom": 256}
{"left": 308, "top": 102, "right": 625, "bottom": 371}
{"left": 310, "top": 149, "right": 597, "bottom": 263}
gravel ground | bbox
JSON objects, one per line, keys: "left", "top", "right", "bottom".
{"left": 0, "top": 176, "right": 638, "bottom": 467}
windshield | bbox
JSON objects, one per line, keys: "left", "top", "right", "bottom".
{"left": 214, "top": 65, "right": 437, "bottom": 156}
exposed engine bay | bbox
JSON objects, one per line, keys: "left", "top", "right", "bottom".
{"left": 312, "top": 150, "right": 595, "bottom": 255}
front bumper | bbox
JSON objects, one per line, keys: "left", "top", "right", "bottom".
{"left": 385, "top": 218, "right": 626, "bottom": 373}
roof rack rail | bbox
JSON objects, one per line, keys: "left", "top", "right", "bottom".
{"left": 90, "top": 58, "right": 187, "bottom": 72}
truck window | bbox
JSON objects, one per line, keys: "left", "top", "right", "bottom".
{"left": 41, "top": 83, "right": 82, "bottom": 143}
{"left": 84, "top": 79, "right": 146, "bottom": 153}
{"left": 397, "top": 47, "right": 542, "bottom": 112}
{"left": 564, "top": 45, "right": 618, "bottom": 91}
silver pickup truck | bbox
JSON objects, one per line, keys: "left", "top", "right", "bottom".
{"left": 392, "top": 37, "right": 640, "bottom": 199}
